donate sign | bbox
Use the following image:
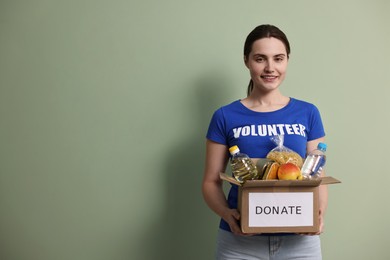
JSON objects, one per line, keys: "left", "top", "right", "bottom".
{"left": 248, "top": 192, "right": 313, "bottom": 227}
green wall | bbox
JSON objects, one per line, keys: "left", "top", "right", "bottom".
{"left": 1, "top": 1, "right": 389, "bottom": 259}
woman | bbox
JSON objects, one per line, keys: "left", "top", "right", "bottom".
{"left": 202, "top": 24, "right": 328, "bottom": 259}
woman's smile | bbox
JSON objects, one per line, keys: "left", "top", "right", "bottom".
{"left": 261, "top": 75, "right": 278, "bottom": 82}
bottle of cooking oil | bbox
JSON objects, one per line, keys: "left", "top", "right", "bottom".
{"left": 229, "top": 145, "right": 258, "bottom": 183}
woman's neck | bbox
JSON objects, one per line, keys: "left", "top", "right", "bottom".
{"left": 241, "top": 90, "right": 290, "bottom": 112}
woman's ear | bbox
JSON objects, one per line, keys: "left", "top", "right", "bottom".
{"left": 244, "top": 55, "right": 249, "bottom": 68}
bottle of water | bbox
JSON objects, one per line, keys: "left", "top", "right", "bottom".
{"left": 301, "top": 143, "right": 327, "bottom": 179}
{"left": 229, "top": 145, "right": 258, "bottom": 183}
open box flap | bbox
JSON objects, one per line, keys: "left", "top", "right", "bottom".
{"left": 320, "top": 176, "right": 341, "bottom": 185}
{"left": 219, "top": 172, "right": 242, "bottom": 186}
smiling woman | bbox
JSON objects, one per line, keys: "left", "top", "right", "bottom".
{"left": 202, "top": 24, "right": 327, "bottom": 260}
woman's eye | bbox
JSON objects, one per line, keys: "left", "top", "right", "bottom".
{"left": 256, "top": 58, "right": 264, "bottom": 62}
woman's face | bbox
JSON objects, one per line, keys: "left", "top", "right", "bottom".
{"left": 245, "top": 37, "right": 288, "bottom": 93}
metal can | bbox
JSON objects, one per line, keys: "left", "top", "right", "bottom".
{"left": 255, "top": 158, "right": 278, "bottom": 180}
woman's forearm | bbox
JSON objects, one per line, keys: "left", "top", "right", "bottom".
{"left": 202, "top": 179, "right": 229, "bottom": 219}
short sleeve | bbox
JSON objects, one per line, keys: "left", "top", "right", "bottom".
{"left": 307, "top": 105, "right": 325, "bottom": 141}
{"left": 206, "top": 108, "right": 227, "bottom": 145}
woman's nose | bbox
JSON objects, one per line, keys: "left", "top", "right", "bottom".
{"left": 265, "top": 61, "right": 274, "bottom": 72}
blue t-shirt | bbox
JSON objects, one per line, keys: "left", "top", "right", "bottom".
{"left": 206, "top": 98, "right": 325, "bottom": 232}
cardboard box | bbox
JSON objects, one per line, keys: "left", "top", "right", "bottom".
{"left": 220, "top": 173, "right": 341, "bottom": 234}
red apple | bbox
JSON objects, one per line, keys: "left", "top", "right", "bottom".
{"left": 277, "top": 163, "right": 302, "bottom": 180}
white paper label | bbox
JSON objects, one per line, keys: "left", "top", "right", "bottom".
{"left": 248, "top": 192, "right": 313, "bottom": 227}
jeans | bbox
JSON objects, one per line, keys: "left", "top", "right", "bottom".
{"left": 216, "top": 229, "right": 322, "bottom": 260}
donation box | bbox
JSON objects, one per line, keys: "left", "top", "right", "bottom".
{"left": 220, "top": 173, "right": 340, "bottom": 234}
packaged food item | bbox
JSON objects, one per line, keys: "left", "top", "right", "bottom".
{"left": 266, "top": 135, "right": 303, "bottom": 167}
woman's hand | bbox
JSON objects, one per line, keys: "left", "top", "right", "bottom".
{"left": 298, "top": 209, "right": 324, "bottom": 236}
{"left": 221, "top": 208, "right": 257, "bottom": 236}
{"left": 222, "top": 208, "right": 242, "bottom": 235}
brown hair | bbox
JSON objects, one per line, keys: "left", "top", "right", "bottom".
{"left": 244, "top": 25, "right": 291, "bottom": 96}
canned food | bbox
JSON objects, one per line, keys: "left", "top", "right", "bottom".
{"left": 255, "top": 158, "right": 279, "bottom": 180}
{"left": 262, "top": 161, "right": 279, "bottom": 180}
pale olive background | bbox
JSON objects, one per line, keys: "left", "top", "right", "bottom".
{"left": 1, "top": 0, "right": 389, "bottom": 259}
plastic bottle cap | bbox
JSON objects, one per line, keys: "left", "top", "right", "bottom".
{"left": 318, "top": 142, "right": 327, "bottom": 151}
{"left": 229, "top": 145, "right": 239, "bottom": 154}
